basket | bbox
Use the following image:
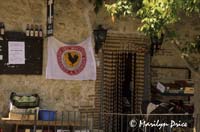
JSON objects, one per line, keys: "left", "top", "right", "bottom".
{"left": 10, "top": 92, "right": 40, "bottom": 108}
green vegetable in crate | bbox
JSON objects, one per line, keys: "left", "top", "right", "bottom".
{"left": 19, "top": 96, "right": 29, "bottom": 102}
{"left": 10, "top": 92, "right": 40, "bottom": 108}
{"left": 29, "top": 96, "right": 36, "bottom": 102}
{"left": 13, "top": 96, "right": 20, "bottom": 101}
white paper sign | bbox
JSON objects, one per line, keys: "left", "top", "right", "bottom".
{"left": 8, "top": 41, "right": 25, "bottom": 64}
{"left": 156, "top": 82, "right": 166, "bottom": 93}
{"left": 0, "top": 55, "right": 3, "bottom": 60}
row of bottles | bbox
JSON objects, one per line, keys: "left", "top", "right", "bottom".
{"left": 0, "top": 23, "right": 4, "bottom": 61}
{"left": 26, "top": 24, "right": 43, "bottom": 38}
{"left": 0, "top": 22, "right": 5, "bottom": 36}
{"left": 0, "top": 22, "right": 43, "bottom": 38}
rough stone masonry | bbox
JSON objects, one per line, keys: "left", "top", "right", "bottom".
{"left": 0, "top": 0, "right": 199, "bottom": 118}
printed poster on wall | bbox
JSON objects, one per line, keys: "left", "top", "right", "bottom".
{"left": 46, "top": 36, "right": 96, "bottom": 80}
{"left": 8, "top": 41, "right": 25, "bottom": 64}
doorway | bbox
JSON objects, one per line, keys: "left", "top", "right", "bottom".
{"left": 97, "top": 32, "right": 148, "bottom": 131}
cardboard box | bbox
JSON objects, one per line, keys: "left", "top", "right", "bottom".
{"left": 57, "top": 130, "right": 70, "bottom": 132}
{"left": 36, "top": 130, "right": 42, "bottom": 132}
{"left": 25, "top": 129, "right": 31, "bottom": 132}
{"left": 43, "top": 130, "right": 53, "bottom": 132}
{"left": 184, "top": 87, "right": 194, "bottom": 94}
{"left": 74, "top": 130, "right": 89, "bottom": 132}
{"left": 9, "top": 112, "right": 36, "bottom": 120}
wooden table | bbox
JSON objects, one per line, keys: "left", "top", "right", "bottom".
{"left": 2, "top": 118, "right": 80, "bottom": 132}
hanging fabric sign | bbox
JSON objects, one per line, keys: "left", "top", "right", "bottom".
{"left": 46, "top": 36, "right": 96, "bottom": 80}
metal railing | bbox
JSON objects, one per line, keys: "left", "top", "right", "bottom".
{"left": 0, "top": 112, "right": 196, "bottom": 132}
{"left": 194, "top": 114, "right": 200, "bottom": 132}
{"left": 102, "top": 113, "right": 194, "bottom": 132}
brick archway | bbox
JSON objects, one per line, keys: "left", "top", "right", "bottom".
{"left": 94, "top": 32, "right": 149, "bottom": 128}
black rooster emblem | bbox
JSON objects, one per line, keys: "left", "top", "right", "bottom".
{"left": 68, "top": 52, "right": 79, "bottom": 66}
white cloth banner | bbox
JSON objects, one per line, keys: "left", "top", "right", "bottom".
{"left": 46, "top": 36, "right": 96, "bottom": 80}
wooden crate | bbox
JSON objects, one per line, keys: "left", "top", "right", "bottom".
{"left": 8, "top": 112, "right": 36, "bottom": 120}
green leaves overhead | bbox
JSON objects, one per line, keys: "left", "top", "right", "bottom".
{"left": 182, "top": 36, "right": 200, "bottom": 56}
{"left": 137, "top": 0, "right": 179, "bottom": 37}
{"left": 105, "top": 0, "right": 133, "bottom": 18}
{"left": 183, "top": 0, "right": 200, "bottom": 13}
{"left": 102, "top": 0, "right": 200, "bottom": 37}
{"left": 95, "top": 0, "right": 200, "bottom": 55}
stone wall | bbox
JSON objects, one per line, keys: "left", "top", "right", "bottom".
{"left": 0, "top": 0, "right": 142, "bottom": 118}
{"left": 0, "top": 0, "right": 199, "bottom": 119}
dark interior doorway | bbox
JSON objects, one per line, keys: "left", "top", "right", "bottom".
{"left": 102, "top": 50, "right": 137, "bottom": 131}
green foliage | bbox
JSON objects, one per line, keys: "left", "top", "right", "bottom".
{"left": 95, "top": 0, "right": 200, "bottom": 54}
{"left": 182, "top": 36, "right": 200, "bottom": 56}
{"left": 137, "top": 0, "right": 179, "bottom": 37}
{"left": 105, "top": 0, "right": 134, "bottom": 18}
{"left": 101, "top": 0, "right": 200, "bottom": 37}
{"left": 182, "top": 0, "right": 200, "bottom": 14}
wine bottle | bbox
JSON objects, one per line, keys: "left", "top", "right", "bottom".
{"left": 0, "top": 23, "right": 2, "bottom": 35}
{"left": 0, "top": 23, "right": 5, "bottom": 36}
{"left": 39, "top": 25, "right": 43, "bottom": 37}
{"left": 30, "top": 24, "right": 34, "bottom": 37}
{"left": 34, "top": 25, "right": 39, "bottom": 37}
{"left": 26, "top": 24, "right": 30, "bottom": 37}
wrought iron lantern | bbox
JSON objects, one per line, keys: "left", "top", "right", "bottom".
{"left": 93, "top": 25, "right": 107, "bottom": 54}
{"left": 150, "top": 33, "right": 164, "bottom": 56}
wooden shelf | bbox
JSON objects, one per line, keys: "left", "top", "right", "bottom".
{"left": 152, "top": 87, "right": 194, "bottom": 97}
{"left": 158, "top": 92, "right": 193, "bottom": 97}
{"left": 2, "top": 119, "right": 80, "bottom": 132}
{"left": 2, "top": 118, "right": 80, "bottom": 126}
